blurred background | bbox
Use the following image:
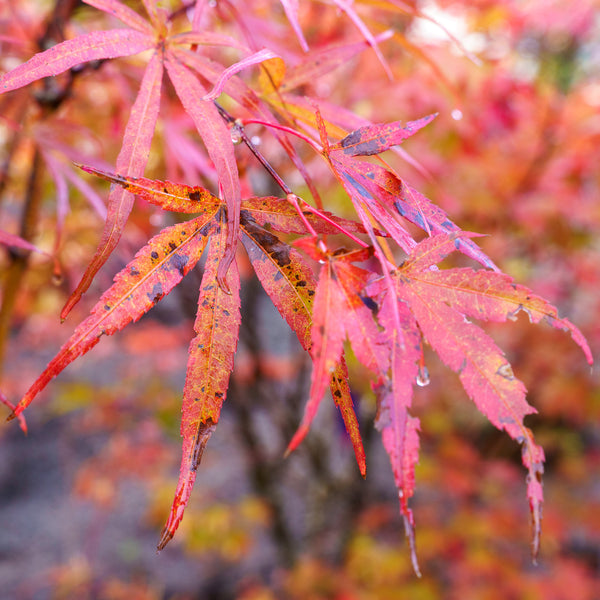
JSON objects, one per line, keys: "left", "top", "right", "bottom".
{"left": 0, "top": 0, "right": 598, "bottom": 598}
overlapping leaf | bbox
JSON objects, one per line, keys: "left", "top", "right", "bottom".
{"left": 62, "top": 52, "right": 164, "bottom": 318}
{"left": 8, "top": 210, "right": 217, "bottom": 420}
{"left": 325, "top": 118, "right": 496, "bottom": 268}
{"left": 330, "top": 114, "right": 437, "bottom": 157}
{"left": 240, "top": 214, "right": 366, "bottom": 474}
{"left": 373, "top": 293, "right": 422, "bottom": 575}
{"left": 377, "top": 232, "right": 592, "bottom": 558}
{"left": 158, "top": 208, "right": 241, "bottom": 549}
{"left": 0, "top": 2, "right": 593, "bottom": 571}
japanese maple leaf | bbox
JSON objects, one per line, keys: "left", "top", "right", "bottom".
{"left": 370, "top": 232, "right": 592, "bottom": 561}
{"left": 0, "top": 0, "right": 282, "bottom": 316}
{"left": 6, "top": 168, "right": 370, "bottom": 545}
{"left": 239, "top": 212, "right": 366, "bottom": 475}
{"left": 326, "top": 115, "right": 497, "bottom": 269}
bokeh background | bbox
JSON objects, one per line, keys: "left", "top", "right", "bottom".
{"left": 1, "top": 1, "right": 598, "bottom": 598}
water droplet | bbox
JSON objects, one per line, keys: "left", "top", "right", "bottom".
{"left": 451, "top": 109, "right": 463, "bottom": 121}
{"left": 416, "top": 365, "right": 430, "bottom": 387}
{"left": 230, "top": 125, "right": 243, "bottom": 145}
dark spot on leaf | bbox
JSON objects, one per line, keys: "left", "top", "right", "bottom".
{"left": 223, "top": 309, "right": 230, "bottom": 316}
{"left": 297, "top": 280, "right": 307, "bottom": 287}
{"left": 333, "top": 390, "right": 342, "bottom": 398}
{"left": 394, "top": 201, "right": 407, "bottom": 217}
{"left": 241, "top": 211, "right": 292, "bottom": 267}
{"left": 169, "top": 253, "right": 189, "bottom": 276}
{"left": 360, "top": 295, "right": 378, "bottom": 312}
{"left": 147, "top": 281, "right": 164, "bottom": 304}
{"left": 199, "top": 221, "right": 213, "bottom": 236}
{"left": 215, "top": 391, "right": 224, "bottom": 399}
{"left": 130, "top": 266, "right": 140, "bottom": 276}
{"left": 340, "top": 129, "right": 362, "bottom": 149}
{"left": 189, "top": 189, "right": 202, "bottom": 202}
{"left": 104, "top": 304, "right": 111, "bottom": 311}
{"left": 343, "top": 173, "right": 373, "bottom": 203}
{"left": 169, "top": 242, "right": 177, "bottom": 251}
{"left": 215, "top": 205, "right": 227, "bottom": 223}
{"left": 411, "top": 209, "right": 426, "bottom": 230}
{"left": 307, "top": 290, "right": 315, "bottom": 296}
{"left": 150, "top": 251, "right": 159, "bottom": 260}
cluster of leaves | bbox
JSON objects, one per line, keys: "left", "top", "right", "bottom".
{"left": 0, "top": 0, "right": 592, "bottom": 574}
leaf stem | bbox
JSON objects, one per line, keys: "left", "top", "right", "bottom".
{"left": 215, "top": 103, "right": 367, "bottom": 247}
{"left": 241, "top": 118, "right": 322, "bottom": 153}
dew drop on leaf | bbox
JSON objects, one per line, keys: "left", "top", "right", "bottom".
{"left": 416, "top": 365, "right": 430, "bottom": 387}
{"left": 451, "top": 109, "right": 463, "bottom": 121}
{"left": 230, "top": 125, "right": 243, "bottom": 145}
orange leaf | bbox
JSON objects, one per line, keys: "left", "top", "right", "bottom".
{"left": 10, "top": 213, "right": 215, "bottom": 420}
{"left": 158, "top": 207, "right": 241, "bottom": 549}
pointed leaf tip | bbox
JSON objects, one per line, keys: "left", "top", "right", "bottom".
{"left": 332, "top": 114, "right": 438, "bottom": 157}
{"left": 403, "top": 513, "right": 422, "bottom": 577}
{"left": 157, "top": 527, "right": 173, "bottom": 551}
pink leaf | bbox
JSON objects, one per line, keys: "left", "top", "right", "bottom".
{"left": 335, "top": 164, "right": 416, "bottom": 253}
{"left": 77, "top": 166, "right": 220, "bottom": 214}
{"left": 0, "top": 230, "right": 50, "bottom": 258}
{"left": 329, "top": 360, "right": 366, "bottom": 477}
{"left": 398, "top": 262, "right": 546, "bottom": 559}
{"left": 280, "top": 32, "right": 393, "bottom": 93}
{"left": 403, "top": 265, "right": 593, "bottom": 365}
{"left": 402, "top": 230, "right": 482, "bottom": 271}
{"left": 61, "top": 52, "right": 163, "bottom": 319}
{"left": 83, "top": 0, "right": 154, "bottom": 35}
{"left": 0, "top": 29, "right": 153, "bottom": 94}
{"left": 331, "top": 0, "right": 393, "bottom": 79}
{"left": 203, "top": 48, "right": 279, "bottom": 101}
{"left": 287, "top": 262, "right": 346, "bottom": 452}
{"left": 333, "top": 261, "right": 389, "bottom": 374}
{"left": 331, "top": 114, "right": 437, "bottom": 157}
{"left": 241, "top": 196, "right": 373, "bottom": 236}
{"left": 337, "top": 158, "right": 497, "bottom": 270}
{"left": 279, "top": 0, "right": 309, "bottom": 51}
{"left": 374, "top": 291, "right": 422, "bottom": 575}
{"left": 166, "top": 51, "right": 241, "bottom": 290}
